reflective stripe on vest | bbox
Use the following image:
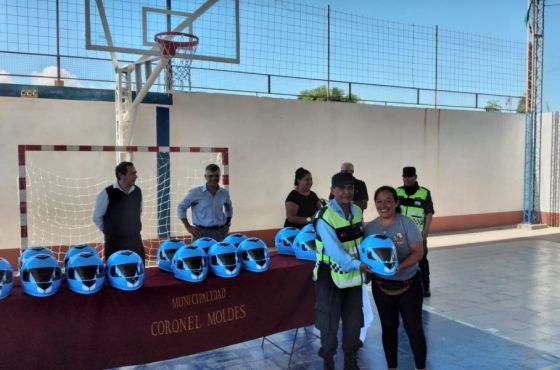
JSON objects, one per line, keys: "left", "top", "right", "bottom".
{"left": 313, "top": 204, "right": 364, "bottom": 289}
{"left": 396, "top": 187, "right": 428, "bottom": 232}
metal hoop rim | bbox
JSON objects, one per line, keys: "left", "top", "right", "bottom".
{"left": 154, "top": 32, "right": 199, "bottom": 56}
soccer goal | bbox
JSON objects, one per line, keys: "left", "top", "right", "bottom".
{"left": 18, "top": 144, "right": 229, "bottom": 263}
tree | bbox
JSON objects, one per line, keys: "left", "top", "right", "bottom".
{"left": 298, "top": 86, "right": 360, "bottom": 103}
{"left": 484, "top": 99, "right": 502, "bottom": 112}
{"left": 517, "top": 96, "right": 526, "bottom": 113}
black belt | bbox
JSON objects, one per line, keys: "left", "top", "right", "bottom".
{"left": 195, "top": 224, "right": 226, "bottom": 230}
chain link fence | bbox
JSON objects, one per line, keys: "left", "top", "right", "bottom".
{"left": 0, "top": 0, "right": 525, "bottom": 111}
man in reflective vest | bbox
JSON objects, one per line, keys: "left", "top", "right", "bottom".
{"left": 396, "top": 166, "right": 435, "bottom": 297}
{"left": 314, "top": 172, "right": 372, "bottom": 370}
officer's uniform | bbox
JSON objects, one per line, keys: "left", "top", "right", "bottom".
{"left": 396, "top": 181, "right": 434, "bottom": 295}
{"left": 314, "top": 172, "right": 365, "bottom": 370}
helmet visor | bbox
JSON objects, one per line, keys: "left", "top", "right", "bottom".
{"left": 243, "top": 248, "right": 266, "bottom": 262}
{"left": 183, "top": 256, "right": 206, "bottom": 271}
{"left": 111, "top": 263, "right": 142, "bottom": 278}
{"left": 23, "top": 267, "right": 60, "bottom": 282}
{"left": 162, "top": 248, "right": 179, "bottom": 260}
{"left": 0, "top": 269, "right": 13, "bottom": 283}
{"left": 303, "top": 240, "right": 316, "bottom": 251}
{"left": 217, "top": 252, "right": 237, "bottom": 267}
{"left": 369, "top": 248, "right": 395, "bottom": 262}
{"left": 283, "top": 236, "right": 296, "bottom": 246}
{"left": 68, "top": 265, "right": 104, "bottom": 281}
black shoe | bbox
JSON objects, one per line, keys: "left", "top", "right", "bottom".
{"left": 358, "top": 340, "right": 363, "bottom": 348}
{"left": 423, "top": 288, "right": 431, "bottom": 297}
{"left": 324, "top": 358, "right": 335, "bottom": 370}
{"left": 344, "top": 354, "right": 360, "bottom": 370}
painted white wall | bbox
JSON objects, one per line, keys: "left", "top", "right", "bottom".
{"left": 539, "top": 112, "right": 556, "bottom": 214}
{"left": 170, "top": 93, "right": 525, "bottom": 230}
{"left": 0, "top": 92, "right": 527, "bottom": 249}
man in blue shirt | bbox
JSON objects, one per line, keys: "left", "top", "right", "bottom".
{"left": 177, "top": 164, "right": 233, "bottom": 242}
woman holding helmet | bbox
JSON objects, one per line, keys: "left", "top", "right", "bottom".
{"left": 364, "top": 185, "right": 427, "bottom": 370}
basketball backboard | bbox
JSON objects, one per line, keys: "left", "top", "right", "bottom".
{"left": 85, "top": 0, "right": 240, "bottom": 64}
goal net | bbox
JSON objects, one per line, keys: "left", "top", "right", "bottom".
{"left": 18, "top": 145, "right": 229, "bottom": 265}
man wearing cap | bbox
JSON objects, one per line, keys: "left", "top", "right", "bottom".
{"left": 328, "top": 162, "right": 369, "bottom": 211}
{"left": 397, "top": 166, "right": 434, "bottom": 297}
{"left": 314, "top": 172, "right": 372, "bottom": 370}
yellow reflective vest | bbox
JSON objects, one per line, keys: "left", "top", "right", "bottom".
{"left": 396, "top": 186, "right": 429, "bottom": 232}
{"left": 313, "top": 204, "right": 364, "bottom": 289}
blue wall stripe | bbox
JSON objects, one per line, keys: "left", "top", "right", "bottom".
{"left": 0, "top": 83, "right": 172, "bottom": 105}
{"left": 156, "top": 107, "right": 171, "bottom": 238}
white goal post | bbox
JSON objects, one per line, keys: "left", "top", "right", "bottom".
{"left": 18, "top": 144, "right": 229, "bottom": 263}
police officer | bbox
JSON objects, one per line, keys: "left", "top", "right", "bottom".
{"left": 314, "top": 172, "right": 372, "bottom": 370}
{"left": 396, "top": 166, "right": 434, "bottom": 297}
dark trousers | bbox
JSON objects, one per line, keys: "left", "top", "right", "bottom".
{"left": 104, "top": 234, "right": 145, "bottom": 263}
{"left": 314, "top": 264, "right": 363, "bottom": 360}
{"left": 419, "top": 239, "right": 430, "bottom": 290}
{"left": 194, "top": 226, "right": 228, "bottom": 242}
{"left": 371, "top": 272, "right": 427, "bottom": 369}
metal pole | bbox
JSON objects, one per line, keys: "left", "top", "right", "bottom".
{"left": 166, "top": 0, "right": 173, "bottom": 92}
{"left": 55, "top": 0, "right": 63, "bottom": 86}
{"left": 434, "top": 25, "right": 438, "bottom": 108}
{"left": 327, "top": 5, "right": 330, "bottom": 101}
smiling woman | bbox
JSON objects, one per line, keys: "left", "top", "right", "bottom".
{"left": 284, "top": 167, "right": 322, "bottom": 228}
{"left": 364, "top": 185, "right": 426, "bottom": 370}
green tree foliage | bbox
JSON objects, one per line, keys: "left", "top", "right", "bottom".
{"left": 484, "top": 99, "right": 502, "bottom": 112}
{"left": 298, "top": 86, "right": 360, "bottom": 103}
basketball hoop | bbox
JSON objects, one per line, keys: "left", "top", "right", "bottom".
{"left": 154, "top": 32, "right": 199, "bottom": 92}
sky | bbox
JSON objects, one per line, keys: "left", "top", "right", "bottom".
{"left": 312, "top": 0, "right": 560, "bottom": 111}
{"left": 1, "top": 0, "right": 558, "bottom": 111}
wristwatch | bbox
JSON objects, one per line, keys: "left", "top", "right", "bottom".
{"left": 306, "top": 217, "right": 312, "bottom": 223}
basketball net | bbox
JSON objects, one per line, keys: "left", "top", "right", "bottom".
{"left": 155, "top": 32, "right": 199, "bottom": 93}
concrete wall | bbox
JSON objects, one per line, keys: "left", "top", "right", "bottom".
{"left": 0, "top": 90, "right": 527, "bottom": 253}
{"left": 171, "top": 93, "right": 525, "bottom": 232}
{"left": 539, "top": 112, "right": 560, "bottom": 225}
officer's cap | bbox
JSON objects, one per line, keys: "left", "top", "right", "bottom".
{"left": 331, "top": 172, "right": 354, "bottom": 188}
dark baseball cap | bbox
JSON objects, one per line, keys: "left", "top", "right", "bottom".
{"left": 402, "top": 166, "right": 417, "bottom": 177}
{"left": 331, "top": 172, "right": 355, "bottom": 188}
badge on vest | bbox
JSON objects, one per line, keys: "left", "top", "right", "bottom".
{"left": 414, "top": 200, "right": 422, "bottom": 206}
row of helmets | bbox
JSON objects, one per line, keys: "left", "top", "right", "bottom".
{"left": 0, "top": 245, "right": 145, "bottom": 299}
{"left": 274, "top": 224, "right": 399, "bottom": 277}
{"left": 157, "top": 234, "right": 270, "bottom": 283}
{"left": 274, "top": 224, "right": 317, "bottom": 261}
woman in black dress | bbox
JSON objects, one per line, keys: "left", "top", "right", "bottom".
{"left": 284, "top": 167, "right": 324, "bottom": 228}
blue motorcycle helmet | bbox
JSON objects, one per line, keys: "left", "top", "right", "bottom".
{"left": 293, "top": 229, "right": 317, "bottom": 262}
{"left": 19, "top": 246, "right": 55, "bottom": 270}
{"left": 192, "top": 237, "right": 218, "bottom": 253}
{"left": 238, "top": 238, "right": 270, "bottom": 272}
{"left": 20, "top": 254, "right": 62, "bottom": 297}
{"left": 300, "top": 223, "right": 315, "bottom": 234}
{"left": 359, "top": 234, "right": 399, "bottom": 277}
{"left": 66, "top": 252, "right": 105, "bottom": 294}
{"left": 207, "top": 242, "right": 241, "bottom": 278}
{"left": 0, "top": 258, "right": 14, "bottom": 300}
{"left": 275, "top": 227, "right": 300, "bottom": 255}
{"left": 158, "top": 239, "right": 186, "bottom": 272}
{"left": 64, "top": 244, "right": 98, "bottom": 268}
{"left": 106, "top": 250, "right": 144, "bottom": 291}
{"left": 172, "top": 245, "right": 208, "bottom": 283}
{"left": 223, "top": 233, "right": 248, "bottom": 248}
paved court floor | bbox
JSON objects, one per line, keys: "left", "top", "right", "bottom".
{"left": 117, "top": 228, "right": 560, "bottom": 370}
